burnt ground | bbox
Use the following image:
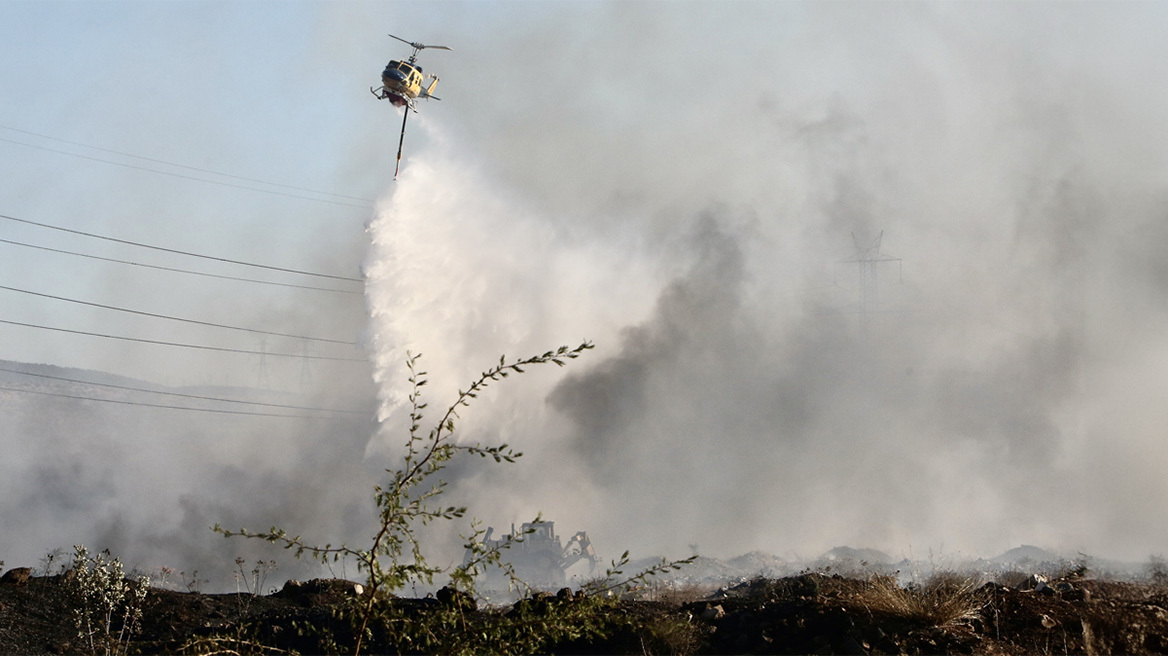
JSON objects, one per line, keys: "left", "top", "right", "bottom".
{"left": 2, "top": 571, "right": 1168, "bottom": 654}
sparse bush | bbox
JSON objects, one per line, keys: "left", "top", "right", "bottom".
{"left": 639, "top": 581, "right": 711, "bottom": 605}
{"left": 179, "top": 569, "right": 208, "bottom": 593}
{"left": 178, "top": 632, "right": 296, "bottom": 656}
{"left": 992, "top": 569, "right": 1032, "bottom": 589}
{"left": 858, "top": 572, "right": 985, "bottom": 628}
{"left": 231, "top": 558, "right": 278, "bottom": 616}
{"left": 234, "top": 557, "right": 277, "bottom": 596}
{"left": 926, "top": 569, "right": 979, "bottom": 593}
{"left": 1048, "top": 553, "right": 1092, "bottom": 580}
{"left": 153, "top": 565, "right": 174, "bottom": 590}
{"left": 1148, "top": 554, "right": 1168, "bottom": 589}
{"left": 68, "top": 545, "right": 150, "bottom": 656}
{"left": 349, "top": 553, "right": 697, "bottom": 656}
{"left": 639, "top": 613, "right": 705, "bottom": 656}
{"left": 38, "top": 547, "right": 68, "bottom": 576}
{"left": 214, "top": 342, "right": 696, "bottom": 654}
{"left": 218, "top": 344, "right": 603, "bottom": 650}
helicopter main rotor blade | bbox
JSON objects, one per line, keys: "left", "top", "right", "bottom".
{"left": 387, "top": 34, "right": 417, "bottom": 49}
{"left": 387, "top": 34, "right": 451, "bottom": 51}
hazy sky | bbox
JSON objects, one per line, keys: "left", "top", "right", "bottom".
{"left": 4, "top": 0, "right": 1168, "bottom": 587}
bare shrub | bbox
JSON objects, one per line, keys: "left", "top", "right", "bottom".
{"left": 69, "top": 545, "right": 150, "bottom": 656}
{"left": 993, "top": 570, "right": 1032, "bottom": 589}
{"left": 640, "top": 613, "right": 705, "bottom": 656}
{"left": 1148, "top": 554, "right": 1168, "bottom": 590}
{"left": 214, "top": 343, "right": 694, "bottom": 655}
{"left": 638, "top": 582, "right": 713, "bottom": 605}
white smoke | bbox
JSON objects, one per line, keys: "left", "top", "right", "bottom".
{"left": 6, "top": 1, "right": 1168, "bottom": 589}
{"left": 364, "top": 118, "right": 663, "bottom": 433}
{"left": 361, "top": 0, "right": 1168, "bottom": 566}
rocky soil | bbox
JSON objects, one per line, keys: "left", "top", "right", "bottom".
{"left": 3, "top": 567, "right": 1168, "bottom": 654}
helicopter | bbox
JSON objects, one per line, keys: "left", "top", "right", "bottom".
{"left": 371, "top": 34, "right": 451, "bottom": 178}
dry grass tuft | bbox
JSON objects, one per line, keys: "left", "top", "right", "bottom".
{"left": 858, "top": 572, "right": 986, "bottom": 628}
{"left": 992, "top": 570, "right": 1032, "bottom": 589}
{"left": 639, "top": 613, "right": 705, "bottom": 656}
{"left": 638, "top": 583, "right": 714, "bottom": 605}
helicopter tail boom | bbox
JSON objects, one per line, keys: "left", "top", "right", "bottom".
{"left": 422, "top": 76, "right": 441, "bottom": 100}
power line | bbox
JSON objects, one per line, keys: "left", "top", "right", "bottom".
{"left": 0, "top": 282, "right": 357, "bottom": 345}
{"left": 0, "top": 365, "right": 370, "bottom": 415}
{"left": 0, "top": 213, "right": 364, "bottom": 283}
{"left": 0, "top": 134, "right": 373, "bottom": 209}
{"left": 0, "top": 124, "right": 374, "bottom": 204}
{"left": 0, "top": 317, "right": 369, "bottom": 362}
{"left": 0, "top": 382, "right": 354, "bottom": 419}
{"left": 0, "top": 236, "right": 361, "bottom": 294}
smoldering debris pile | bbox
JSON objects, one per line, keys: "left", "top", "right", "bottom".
{"left": 619, "top": 545, "right": 1154, "bottom": 595}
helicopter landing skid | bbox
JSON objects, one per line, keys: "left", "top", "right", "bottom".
{"left": 371, "top": 87, "right": 413, "bottom": 109}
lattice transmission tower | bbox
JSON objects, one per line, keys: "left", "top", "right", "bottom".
{"left": 836, "top": 231, "right": 902, "bottom": 321}
{"left": 299, "top": 338, "right": 313, "bottom": 391}
{"left": 255, "top": 336, "right": 271, "bottom": 389}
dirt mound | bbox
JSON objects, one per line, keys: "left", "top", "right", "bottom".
{"left": 3, "top": 570, "right": 1167, "bottom": 654}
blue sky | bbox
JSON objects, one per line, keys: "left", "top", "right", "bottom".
{"left": 0, "top": 1, "right": 466, "bottom": 385}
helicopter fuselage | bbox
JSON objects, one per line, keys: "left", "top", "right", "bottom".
{"left": 380, "top": 60, "right": 424, "bottom": 105}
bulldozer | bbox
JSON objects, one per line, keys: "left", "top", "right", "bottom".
{"left": 467, "top": 520, "right": 601, "bottom": 589}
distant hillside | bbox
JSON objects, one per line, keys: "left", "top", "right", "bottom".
{"left": 0, "top": 359, "right": 163, "bottom": 390}
{"left": 989, "top": 544, "right": 1063, "bottom": 566}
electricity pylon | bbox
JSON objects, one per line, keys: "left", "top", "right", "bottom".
{"left": 255, "top": 336, "right": 271, "bottom": 389}
{"left": 836, "top": 231, "right": 901, "bottom": 322}
{"left": 299, "top": 338, "right": 313, "bottom": 391}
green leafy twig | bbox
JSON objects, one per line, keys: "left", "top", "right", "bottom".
{"left": 215, "top": 341, "right": 593, "bottom": 655}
